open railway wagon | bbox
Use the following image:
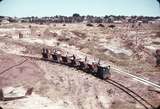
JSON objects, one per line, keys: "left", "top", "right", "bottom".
{"left": 42, "top": 48, "right": 111, "bottom": 79}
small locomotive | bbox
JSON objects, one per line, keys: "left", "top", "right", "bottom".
{"left": 42, "top": 48, "right": 111, "bottom": 79}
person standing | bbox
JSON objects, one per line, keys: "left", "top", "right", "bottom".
{"left": 155, "top": 49, "right": 160, "bottom": 67}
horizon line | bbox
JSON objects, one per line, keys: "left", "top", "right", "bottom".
{"left": 1, "top": 14, "right": 160, "bottom": 18}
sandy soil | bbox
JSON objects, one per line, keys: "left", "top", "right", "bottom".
{"left": 0, "top": 23, "right": 160, "bottom": 109}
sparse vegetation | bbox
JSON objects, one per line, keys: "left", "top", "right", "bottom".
{"left": 71, "top": 31, "right": 87, "bottom": 39}
{"left": 57, "top": 36, "right": 70, "bottom": 42}
{"left": 97, "top": 23, "right": 105, "bottom": 27}
{"left": 155, "top": 32, "right": 160, "bottom": 37}
{"left": 0, "top": 22, "right": 160, "bottom": 109}
{"left": 108, "top": 24, "right": 115, "bottom": 28}
{"left": 86, "top": 23, "right": 94, "bottom": 27}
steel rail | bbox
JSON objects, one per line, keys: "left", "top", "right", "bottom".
{"left": 14, "top": 54, "right": 160, "bottom": 90}
{"left": 110, "top": 66, "right": 160, "bottom": 89}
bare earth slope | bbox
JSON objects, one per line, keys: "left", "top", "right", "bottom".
{"left": 0, "top": 23, "right": 160, "bottom": 109}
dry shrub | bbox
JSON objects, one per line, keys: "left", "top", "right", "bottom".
{"left": 97, "top": 23, "right": 105, "bottom": 27}
{"left": 86, "top": 23, "right": 94, "bottom": 27}
{"left": 68, "top": 38, "right": 77, "bottom": 46}
{"left": 19, "top": 33, "right": 23, "bottom": 38}
{"left": 152, "top": 41, "right": 160, "bottom": 45}
{"left": 52, "top": 33, "right": 58, "bottom": 37}
{"left": 57, "top": 36, "right": 70, "bottom": 42}
{"left": 71, "top": 31, "right": 87, "bottom": 39}
{"left": 29, "top": 25, "right": 31, "bottom": 28}
{"left": 43, "top": 28, "right": 58, "bottom": 37}
{"left": 155, "top": 32, "right": 160, "bottom": 38}
{"left": 108, "top": 25, "right": 115, "bottom": 28}
{"left": 123, "top": 40, "right": 134, "bottom": 49}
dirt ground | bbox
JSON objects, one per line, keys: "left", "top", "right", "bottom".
{"left": 0, "top": 23, "right": 160, "bottom": 109}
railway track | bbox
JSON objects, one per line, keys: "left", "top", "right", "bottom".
{"left": 16, "top": 54, "right": 158, "bottom": 109}
{"left": 1, "top": 54, "right": 158, "bottom": 109}
{"left": 0, "top": 58, "right": 28, "bottom": 75}
{"left": 110, "top": 66, "right": 160, "bottom": 90}
{"left": 18, "top": 54, "right": 160, "bottom": 90}
{"left": 104, "top": 79, "right": 155, "bottom": 109}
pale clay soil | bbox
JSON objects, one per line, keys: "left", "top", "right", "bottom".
{"left": 0, "top": 23, "right": 160, "bottom": 109}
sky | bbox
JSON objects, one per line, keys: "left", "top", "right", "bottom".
{"left": 0, "top": 0, "right": 159, "bottom": 17}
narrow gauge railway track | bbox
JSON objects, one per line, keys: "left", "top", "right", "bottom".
{"left": 0, "top": 58, "right": 28, "bottom": 75}
{"left": 104, "top": 79, "right": 155, "bottom": 109}
{"left": 18, "top": 54, "right": 156, "bottom": 109}
{"left": 18, "top": 54, "right": 160, "bottom": 90}
{"left": 111, "top": 67, "right": 160, "bottom": 89}
{"left": 2, "top": 54, "right": 157, "bottom": 109}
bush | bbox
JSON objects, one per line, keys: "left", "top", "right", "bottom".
{"left": 155, "top": 32, "right": 160, "bottom": 38}
{"left": 97, "top": 24, "right": 105, "bottom": 27}
{"left": 71, "top": 31, "right": 87, "bottom": 39}
{"left": 57, "top": 36, "right": 70, "bottom": 42}
{"left": 86, "top": 23, "right": 94, "bottom": 27}
{"left": 108, "top": 25, "right": 115, "bottom": 28}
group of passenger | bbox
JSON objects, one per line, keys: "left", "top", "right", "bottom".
{"left": 42, "top": 48, "right": 102, "bottom": 72}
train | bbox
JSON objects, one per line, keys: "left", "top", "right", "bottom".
{"left": 41, "top": 48, "right": 111, "bottom": 80}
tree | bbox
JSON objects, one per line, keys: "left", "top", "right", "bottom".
{"left": 72, "top": 13, "right": 80, "bottom": 17}
{"left": 156, "top": 0, "right": 160, "bottom": 6}
{"left": 104, "top": 15, "right": 109, "bottom": 19}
